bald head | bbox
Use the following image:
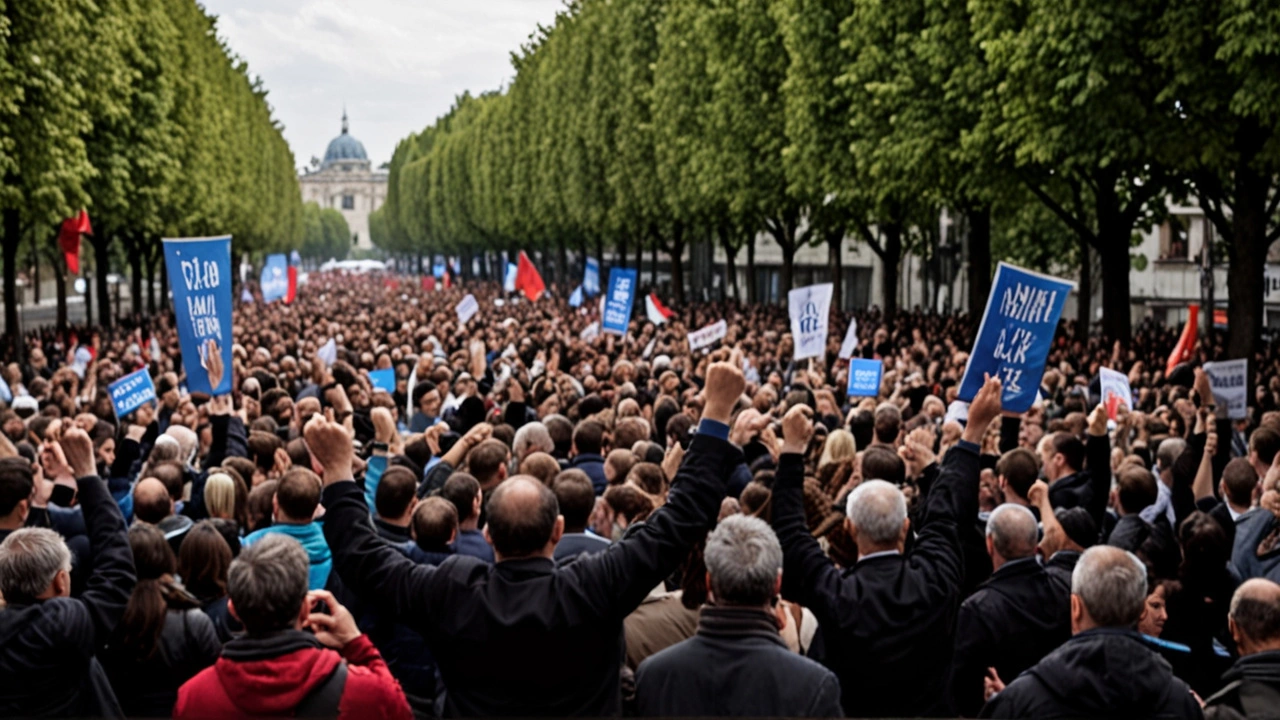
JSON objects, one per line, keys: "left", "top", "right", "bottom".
{"left": 1071, "top": 546, "right": 1147, "bottom": 631}
{"left": 986, "top": 503, "right": 1039, "bottom": 565}
{"left": 133, "top": 478, "right": 173, "bottom": 524}
{"left": 485, "top": 476, "right": 562, "bottom": 560}
{"left": 165, "top": 425, "right": 198, "bottom": 464}
{"left": 1230, "top": 579, "right": 1280, "bottom": 655}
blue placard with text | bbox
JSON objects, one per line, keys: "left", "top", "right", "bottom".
{"left": 583, "top": 258, "right": 601, "bottom": 296}
{"left": 846, "top": 359, "right": 883, "bottom": 397}
{"left": 109, "top": 368, "right": 156, "bottom": 417}
{"left": 163, "top": 236, "right": 234, "bottom": 396}
{"left": 603, "top": 268, "right": 637, "bottom": 335}
{"left": 958, "top": 262, "right": 1073, "bottom": 413}
{"left": 261, "top": 253, "right": 289, "bottom": 303}
{"left": 369, "top": 368, "right": 396, "bottom": 394}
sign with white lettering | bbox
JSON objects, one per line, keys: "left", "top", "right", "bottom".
{"left": 788, "top": 283, "right": 833, "bottom": 361}
{"left": 958, "top": 262, "right": 1073, "bottom": 414}
{"left": 603, "top": 268, "right": 637, "bottom": 335}
{"left": 108, "top": 368, "right": 156, "bottom": 417}
{"left": 1204, "top": 359, "right": 1248, "bottom": 419}
{"left": 163, "top": 236, "right": 233, "bottom": 395}
{"left": 847, "top": 358, "right": 883, "bottom": 397}
{"left": 689, "top": 320, "right": 728, "bottom": 351}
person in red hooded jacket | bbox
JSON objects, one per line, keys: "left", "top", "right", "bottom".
{"left": 173, "top": 533, "right": 411, "bottom": 720}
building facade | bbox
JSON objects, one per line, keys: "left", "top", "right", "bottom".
{"left": 298, "top": 112, "right": 387, "bottom": 250}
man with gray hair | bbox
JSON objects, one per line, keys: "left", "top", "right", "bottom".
{"left": 951, "top": 503, "right": 1071, "bottom": 715}
{"left": 511, "top": 421, "right": 554, "bottom": 469}
{"left": 982, "top": 545, "right": 1202, "bottom": 718}
{"left": 0, "top": 429, "right": 136, "bottom": 717}
{"left": 173, "top": 534, "right": 410, "bottom": 719}
{"left": 634, "top": 514, "right": 842, "bottom": 717}
{"left": 771, "top": 375, "right": 1005, "bottom": 717}
{"left": 1203, "top": 578, "right": 1280, "bottom": 719}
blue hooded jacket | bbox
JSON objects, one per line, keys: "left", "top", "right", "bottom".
{"left": 243, "top": 522, "right": 333, "bottom": 590}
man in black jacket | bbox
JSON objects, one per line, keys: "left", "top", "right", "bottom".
{"left": 0, "top": 429, "right": 137, "bottom": 717}
{"left": 313, "top": 359, "right": 746, "bottom": 717}
{"left": 1043, "top": 405, "right": 1112, "bottom": 528}
{"left": 981, "top": 545, "right": 1203, "bottom": 719}
{"left": 952, "top": 502, "right": 1071, "bottom": 716}
{"left": 635, "top": 510, "right": 841, "bottom": 717}
{"left": 1204, "top": 578, "right": 1280, "bottom": 720}
{"left": 771, "top": 374, "right": 1003, "bottom": 717}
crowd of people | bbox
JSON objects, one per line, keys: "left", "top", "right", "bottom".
{"left": 0, "top": 271, "right": 1279, "bottom": 719}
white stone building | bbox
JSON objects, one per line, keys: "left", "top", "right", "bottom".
{"left": 298, "top": 112, "right": 387, "bottom": 250}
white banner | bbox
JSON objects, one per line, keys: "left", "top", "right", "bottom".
{"left": 1098, "top": 367, "right": 1133, "bottom": 419}
{"left": 839, "top": 318, "right": 859, "bottom": 359}
{"left": 1204, "top": 359, "right": 1248, "bottom": 419}
{"left": 456, "top": 294, "right": 479, "bottom": 325}
{"left": 788, "top": 283, "right": 833, "bottom": 361}
{"left": 688, "top": 320, "right": 728, "bottom": 351}
{"left": 580, "top": 321, "right": 600, "bottom": 343}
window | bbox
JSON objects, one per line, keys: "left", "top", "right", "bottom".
{"left": 341, "top": 195, "right": 355, "bottom": 210}
{"left": 1159, "top": 216, "right": 1190, "bottom": 261}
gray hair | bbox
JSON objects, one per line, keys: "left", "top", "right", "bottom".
{"left": 0, "top": 528, "right": 72, "bottom": 601}
{"left": 704, "top": 515, "right": 783, "bottom": 606}
{"left": 512, "top": 422, "right": 554, "bottom": 459}
{"left": 1156, "top": 438, "right": 1186, "bottom": 473}
{"left": 228, "top": 533, "right": 310, "bottom": 633}
{"left": 986, "top": 504, "right": 1039, "bottom": 560}
{"left": 1071, "top": 545, "right": 1148, "bottom": 627}
{"left": 846, "top": 480, "right": 907, "bottom": 545}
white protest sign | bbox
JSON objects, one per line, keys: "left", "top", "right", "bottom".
{"left": 1099, "top": 367, "right": 1133, "bottom": 419}
{"left": 317, "top": 338, "right": 337, "bottom": 367}
{"left": 688, "top": 320, "right": 728, "bottom": 351}
{"left": 1204, "top": 359, "right": 1248, "bottom": 419}
{"left": 788, "top": 283, "right": 833, "bottom": 361}
{"left": 456, "top": 294, "right": 479, "bottom": 325}
{"left": 580, "top": 321, "right": 600, "bottom": 343}
{"left": 839, "top": 318, "right": 859, "bottom": 359}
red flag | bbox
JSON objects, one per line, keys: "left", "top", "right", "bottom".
{"left": 515, "top": 251, "right": 545, "bottom": 301}
{"left": 58, "top": 210, "right": 91, "bottom": 275}
{"left": 422, "top": 276, "right": 435, "bottom": 292}
{"left": 1166, "top": 304, "right": 1199, "bottom": 376}
{"left": 442, "top": 270, "right": 452, "bottom": 290}
{"left": 646, "top": 293, "right": 675, "bottom": 324}
{"left": 286, "top": 266, "right": 297, "bottom": 304}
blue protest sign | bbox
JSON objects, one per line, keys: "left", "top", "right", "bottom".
{"left": 290, "top": 249, "right": 302, "bottom": 266}
{"left": 504, "top": 263, "right": 518, "bottom": 292}
{"left": 432, "top": 256, "right": 446, "bottom": 279}
{"left": 583, "top": 258, "right": 600, "bottom": 297}
{"left": 958, "top": 262, "right": 1073, "bottom": 413}
{"left": 569, "top": 285, "right": 584, "bottom": 308}
{"left": 603, "top": 268, "right": 637, "bottom": 335}
{"left": 846, "top": 359, "right": 883, "bottom": 397}
{"left": 163, "top": 236, "right": 234, "bottom": 396}
{"left": 260, "top": 254, "right": 289, "bottom": 303}
{"left": 108, "top": 368, "right": 156, "bottom": 417}
{"left": 368, "top": 368, "right": 396, "bottom": 394}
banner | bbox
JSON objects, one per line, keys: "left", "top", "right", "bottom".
{"left": 1204, "top": 359, "right": 1248, "bottom": 419}
{"left": 108, "top": 368, "right": 156, "bottom": 417}
{"left": 260, "top": 254, "right": 289, "bottom": 303}
{"left": 646, "top": 293, "right": 674, "bottom": 325}
{"left": 515, "top": 252, "right": 546, "bottom": 301}
{"left": 846, "top": 358, "right": 883, "bottom": 397}
{"left": 788, "top": 283, "right": 833, "bottom": 361}
{"left": 569, "top": 285, "right": 584, "bottom": 308}
{"left": 456, "top": 293, "right": 479, "bottom": 325}
{"left": 1099, "top": 367, "right": 1133, "bottom": 420}
{"left": 432, "top": 258, "right": 446, "bottom": 278}
{"left": 603, "top": 268, "right": 638, "bottom": 335}
{"left": 504, "top": 263, "right": 518, "bottom": 292}
{"left": 163, "top": 236, "right": 234, "bottom": 396}
{"left": 688, "top": 320, "right": 728, "bottom": 351}
{"left": 368, "top": 368, "right": 396, "bottom": 394}
{"left": 583, "top": 258, "right": 601, "bottom": 296}
{"left": 839, "top": 318, "right": 859, "bottom": 359}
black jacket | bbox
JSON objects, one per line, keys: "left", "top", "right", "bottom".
{"left": 1204, "top": 650, "right": 1280, "bottom": 720}
{"left": 772, "top": 444, "right": 980, "bottom": 717}
{"left": 101, "top": 607, "right": 222, "bottom": 717}
{"left": 1108, "top": 513, "right": 1181, "bottom": 579}
{"left": 1044, "top": 550, "right": 1081, "bottom": 595}
{"left": 1048, "top": 433, "right": 1112, "bottom": 529}
{"left": 981, "top": 628, "right": 1204, "bottom": 719}
{"left": 951, "top": 557, "right": 1072, "bottom": 716}
{"left": 322, "top": 431, "right": 740, "bottom": 717}
{"left": 634, "top": 606, "right": 842, "bottom": 717}
{"left": 0, "top": 474, "right": 137, "bottom": 717}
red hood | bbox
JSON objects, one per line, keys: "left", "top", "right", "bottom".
{"left": 213, "top": 646, "right": 341, "bottom": 715}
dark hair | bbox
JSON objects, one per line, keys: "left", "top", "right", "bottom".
{"left": 376, "top": 466, "right": 419, "bottom": 520}
{"left": 224, "top": 456, "right": 258, "bottom": 488}
{"left": 149, "top": 461, "right": 186, "bottom": 501}
{"left": 666, "top": 414, "right": 693, "bottom": 450}
{"left": 1050, "top": 432, "right": 1087, "bottom": 472}
{"left": 0, "top": 457, "right": 34, "bottom": 517}
{"left": 1116, "top": 466, "right": 1158, "bottom": 514}
{"left": 997, "top": 448, "right": 1040, "bottom": 500}
{"left": 261, "top": 388, "right": 291, "bottom": 421}
{"left": 228, "top": 534, "right": 309, "bottom": 634}
{"left": 544, "top": 415, "right": 573, "bottom": 458}
{"left": 1177, "top": 511, "right": 1230, "bottom": 585}
{"left": 285, "top": 438, "right": 312, "bottom": 471}
{"left": 627, "top": 462, "right": 666, "bottom": 496}
{"left": 653, "top": 397, "right": 679, "bottom": 443}
{"left": 552, "top": 471, "right": 595, "bottom": 532}
{"left": 247, "top": 431, "right": 285, "bottom": 474}
{"left": 275, "top": 468, "right": 321, "bottom": 522}
{"left": 603, "top": 484, "right": 655, "bottom": 525}
{"left": 487, "top": 479, "right": 559, "bottom": 557}
{"left": 411, "top": 380, "right": 437, "bottom": 410}
{"left": 412, "top": 497, "right": 458, "bottom": 550}
{"left": 1222, "top": 458, "right": 1259, "bottom": 508}
{"left": 873, "top": 405, "right": 901, "bottom": 444}
{"left": 573, "top": 420, "right": 606, "bottom": 456}
{"left": 613, "top": 418, "right": 649, "bottom": 455}
{"left": 247, "top": 479, "right": 278, "bottom": 533}
{"left": 441, "top": 472, "right": 481, "bottom": 522}
{"left": 849, "top": 410, "right": 875, "bottom": 451}
{"left": 861, "top": 446, "right": 906, "bottom": 487}
{"left": 178, "top": 521, "right": 233, "bottom": 601}
{"left": 467, "top": 439, "right": 510, "bottom": 486}
{"left": 1251, "top": 426, "right": 1280, "bottom": 466}
{"left": 118, "top": 524, "right": 197, "bottom": 660}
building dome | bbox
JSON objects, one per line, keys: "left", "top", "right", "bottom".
{"left": 323, "top": 110, "right": 368, "bottom": 166}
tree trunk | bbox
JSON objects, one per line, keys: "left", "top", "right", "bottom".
{"left": 880, "top": 224, "right": 903, "bottom": 319}
{"left": 669, "top": 224, "right": 686, "bottom": 305}
{"left": 650, "top": 241, "right": 658, "bottom": 288}
{"left": 720, "top": 226, "right": 738, "bottom": 302}
{"left": 1077, "top": 235, "right": 1092, "bottom": 337}
{"left": 595, "top": 236, "right": 604, "bottom": 275}
{"left": 828, "top": 230, "right": 843, "bottom": 312}
{"left": 557, "top": 236, "right": 568, "bottom": 287}
{"left": 1226, "top": 149, "right": 1270, "bottom": 367}
{"left": 127, "top": 235, "right": 143, "bottom": 319}
{"left": 619, "top": 235, "right": 628, "bottom": 271}
{"left": 55, "top": 252, "right": 67, "bottom": 333}
{"left": 635, "top": 240, "right": 643, "bottom": 280}
{"left": 94, "top": 232, "right": 112, "bottom": 328}
{"left": 746, "top": 235, "right": 757, "bottom": 304}
{"left": 30, "top": 226, "right": 39, "bottom": 305}
{"left": 3, "top": 209, "right": 20, "bottom": 356}
{"left": 146, "top": 246, "right": 158, "bottom": 315}
{"left": 967, "top": 205, "right": 992, "bottom": 314}
{"left": 159, "top": 252, "right": 170, "bottom": 312}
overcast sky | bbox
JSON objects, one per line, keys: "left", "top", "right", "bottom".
{"left": 201, "top": 0, "right": 566, "bottom": 170}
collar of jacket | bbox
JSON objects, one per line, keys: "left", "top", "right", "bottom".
{"left": 1226, "top": 650, "right": 1280, "bottom": 682}
{"left": 989, "top": 556, "right": 1041, "bottom": 582}
{"left": 696, "top": 605, "right": 785, "bottom": 647}
{"left": 374, "top": 517, "right": 411, "bottom": 540}
{"left": 222, "top": 629, "right": 324, "bottom": 662}
{"left": 495, "top": 556, "right": 556, "bottom": 578}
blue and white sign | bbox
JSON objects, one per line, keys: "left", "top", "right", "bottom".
{"left": 432, "top": 259, "right": 446, "bottom": 279}
{"left": 583, "top": 258, "right": 601, "bottom": 297}
{"left": 260, "top": 254, "right": 289, "bottom": 303}
{"left": 569, "top": 285, "right": 584, "bottom": 308}
{"left": 847, "top": 358, "right": 883, "bottom": 397}
{"left": 368, "top": 368, "right": 396, "bottom": 394}
{"left": 788, "top": 283, "right": 833, "bottom": 361}
{"left": 504, "top": 263, "right": 518, "bottom": 293}
{"left": 163, "top": 236, "right": 234, "bottom": 396}
{"left": 1204, "top": 359, "right": 1248, "bottom": 420}
{"left": 108, "top": 368, "right": 156, "bottom": 417}
{"left": 455, "top": 293, "right": 479, "bottom": 325}
{"left": 603, "top": 268, "right": 638, "bottom": 336}
{"left": 958, "top": 262, "right": 1073, "bottom": 414}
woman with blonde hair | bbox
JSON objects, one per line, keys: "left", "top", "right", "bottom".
{"left": 202, "top": 469, "right": 250, "bottom": 532}
{"left": 817, "top": 429, "right": 857, "bottom": 488}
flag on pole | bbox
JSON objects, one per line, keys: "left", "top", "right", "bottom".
{"left": 1166, "top": 305, "right": 1199, "bottom": 376}
{"left": 569, "top": 285, "right": 584, "bottom": 308}
{"left": 286, "top": 251, "right": 299, "bottom": 304}
{"left": 515, "top": 252, "right": 545, "bottom": 301}
{"left": 645, "top": 293, "right": 674, "bottom": 325}
{"left": 58, "top": 210, "right": 92, "bottom": 275}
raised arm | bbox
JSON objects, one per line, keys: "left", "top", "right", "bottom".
{"left": 1083, "top": 405, "right": 1113, "bottom": 528}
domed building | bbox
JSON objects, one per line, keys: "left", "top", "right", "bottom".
{"left": 298, "top": 110, "right": 387, "bottom": 250}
